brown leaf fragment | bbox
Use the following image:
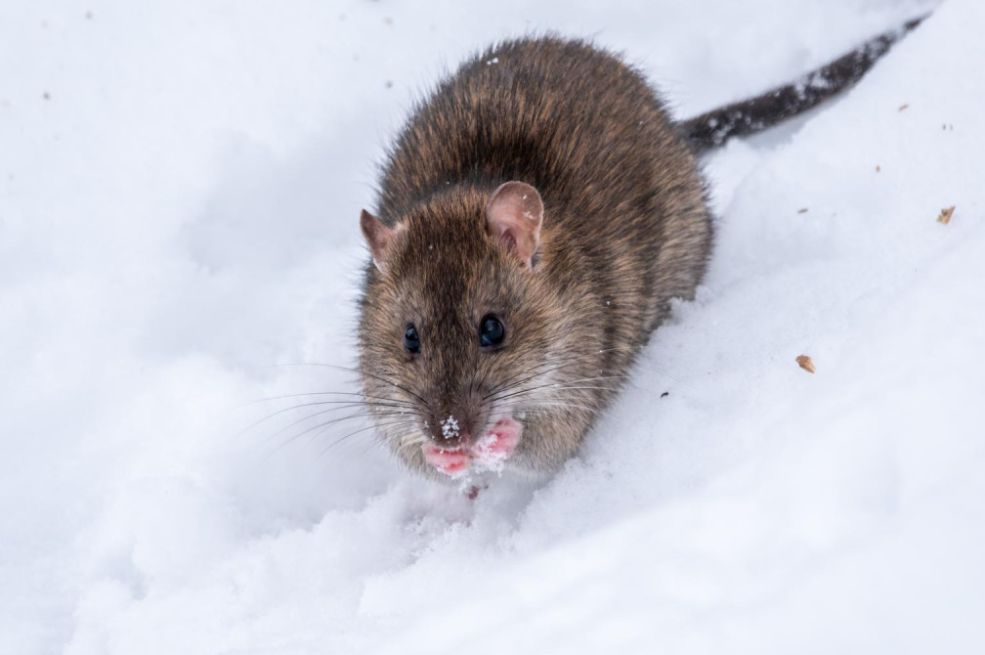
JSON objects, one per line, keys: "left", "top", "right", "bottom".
{"left": 898, "top": 103, "right": 909, "bottom": 111}
{"left": 796, "top": 355, "right": 816, "bottom": 374}
{"left": 937, "top": 206, "right": 956, "bottom": 225}
{"left": 875, "top": 165, "right": 881, "bottom": 172}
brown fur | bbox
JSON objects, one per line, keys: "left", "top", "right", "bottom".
{"left": 358, "top": 37, "right": 712, "bottom": 477}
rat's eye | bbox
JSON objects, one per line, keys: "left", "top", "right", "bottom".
{"left": 479, "top": 314, "right": 505, "bottom": 348}
{"left": 404, "top": 323, "right": 420, "bottom": 354}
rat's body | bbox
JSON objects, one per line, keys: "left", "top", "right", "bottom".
{"left": 356, "top": 24, "right": 921, "bottom": 480}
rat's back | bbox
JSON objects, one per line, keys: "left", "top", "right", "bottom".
{"left": 376, "top": 37, "right": 712, "bottom": 333}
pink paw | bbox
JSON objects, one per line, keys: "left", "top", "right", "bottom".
{"left": 422, "top": 418, "right": 523, "bottom": 478}
{"left": 477, "top": 419, "right": 521, "bottom": 457}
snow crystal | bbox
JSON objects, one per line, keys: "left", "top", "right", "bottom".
{"left": 470, "top": 433, "right": 508, "bottom": 474}
{"left": 441, "top": 415, "right": 460, "bottom": 440}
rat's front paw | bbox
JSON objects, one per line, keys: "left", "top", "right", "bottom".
{"left": 422, "top": 417, "right": 523, "bottom": 477}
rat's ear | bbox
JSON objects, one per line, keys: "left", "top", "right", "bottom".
{"left": 360, "top": 210, "right": 397, "bottom": 271}
{"left": 485, "top": 181, "right": 543, "bottom": 268}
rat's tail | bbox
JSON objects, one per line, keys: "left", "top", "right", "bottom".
{"left": 679, "top": 14, "right": 926, "bottom": 152}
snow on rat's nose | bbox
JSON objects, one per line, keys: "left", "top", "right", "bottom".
{"left": 425, "top": 383, "right": 483, "bottom": 447}
{"left": 426, "top": 412, "right": 472, "bottom": 448}
{"left": 440, "top": 415, "right": 462, "bottom": 441}
{"left": 424, "top": 389, "right": 485, "bottom": 448}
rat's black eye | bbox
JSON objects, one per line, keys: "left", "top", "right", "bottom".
{"left": 403, "top": 323, "right": 420, "bottom": 354}
{"left": 479, "top": 314, "right": 505, "bottom": 348}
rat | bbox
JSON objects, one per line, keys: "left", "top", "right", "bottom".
{"left": 355, "top": 18, "right": 923, "bottom": 481}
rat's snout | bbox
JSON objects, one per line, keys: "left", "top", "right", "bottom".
{"left": 425, "top": 409, "right": 478, "bottom": 448}
{"left": 424, "top": 389, "right": 484, "bottom": 448}
{"left": 427, "top": 412, "right": 471, "bottom": 446}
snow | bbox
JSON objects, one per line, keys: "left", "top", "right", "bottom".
{"left": 2, "top": 0, "right": 983, "bottom": 653}
{"left": 441, "top": 415, "right": 460, "bottom": 440}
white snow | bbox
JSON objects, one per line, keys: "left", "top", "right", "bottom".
{"left": 441, "top": 415, "right": 460, "bottom": 440}
{"left": 3, "top": 0, "right": 984, "bottom": 653}
{"left": 471, "top": 434, "right": 509, "bottom": 475}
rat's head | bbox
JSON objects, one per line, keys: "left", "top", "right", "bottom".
{"left": 357, "top": 182, "right": 562, "bottom": 477}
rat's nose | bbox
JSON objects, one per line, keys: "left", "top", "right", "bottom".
{"left": 426, "top": 411, "right": 475, "bottom": 447}
{"left": 439, "top": 414, "right": 462, "bottom": 440}
{"left": 426, "top": 387, "right": 484, "bottom": 446}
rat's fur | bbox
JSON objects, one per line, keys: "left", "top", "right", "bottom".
{"left": 359, "top": 38, "right": 710, "bottom": 476}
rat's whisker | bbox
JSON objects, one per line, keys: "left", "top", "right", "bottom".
{"left": 248, "top": 391, "right": 416, "bottom": 408}
{"left": 288, "top": 363, "right": 430, "bottom": 407}
{"left": 264, "top": 407, "right": 413, "bottom": 444}
{"left": 284, "top": 417, "right": 408, "bottom": 452}
{"left": 241, "top": 399, "right": 416, "bottom": 437}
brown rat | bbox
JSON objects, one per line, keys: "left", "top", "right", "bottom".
{"left": 355, "top": 24, "right": 922, "bottom": 480}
